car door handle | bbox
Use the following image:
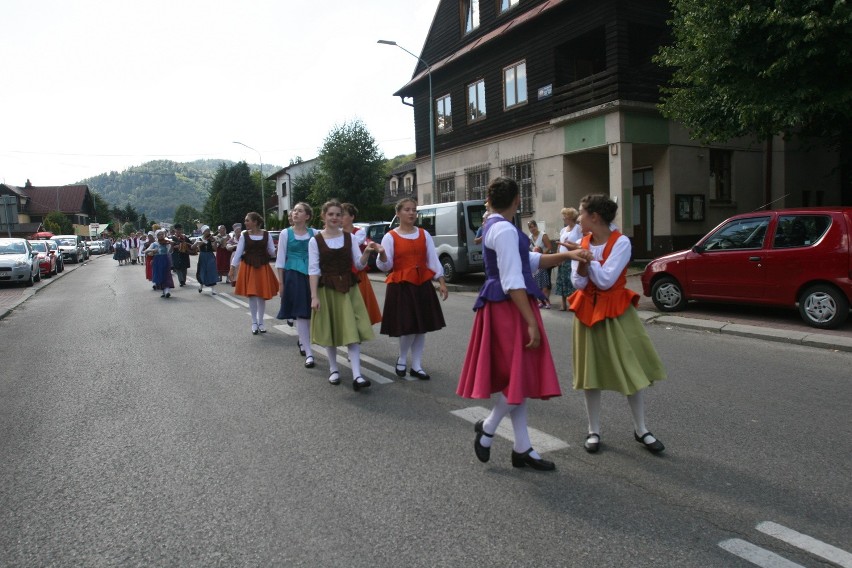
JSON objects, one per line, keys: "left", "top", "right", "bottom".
{"left": 748, "top": 256, "right": 761, "bottom": 261}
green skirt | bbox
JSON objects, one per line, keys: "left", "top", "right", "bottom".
{"left": 310, "top": 285, "right": 375, "bottom": 347}
{"left": 572, "top": 306, "right": 666, "bottom": 395}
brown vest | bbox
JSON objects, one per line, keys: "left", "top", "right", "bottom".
{"left": 241, "top": 231, "right": 270, "bottom": 268}
{"left": 316, "top": 232, "right": 358, "bottom": 294}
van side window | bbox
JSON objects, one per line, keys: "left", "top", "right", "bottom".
{"left": 418, "top": 209, "right": 437, "bottom": 236}
{"left": 773, "top": 215, "right": 831, "bottom": 248}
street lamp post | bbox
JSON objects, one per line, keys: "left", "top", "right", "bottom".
{"left": 232, "top": 141, "right": 266, "bottom": 222}
{"left": 378, "top": 39, "right": 436, "bottom": 194}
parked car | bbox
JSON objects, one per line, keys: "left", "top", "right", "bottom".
{"left": 28, "top": 240, "right": 57, "bottom": 277}
{"left": 0, "top": 238, "right": 40, "bottom": 286}
{"left": 54, "top": 235, "right": 85, "bottom": 264}
{"left": 641, "top": 207, "right": 852, "bottom": 329}
{"left": 87, "top": 240, "right": 106, "bottom": 255}
{"left": 390, "top": 200, "right": 487, "bottom": 282}
{"left": 45, "top": 239, "right": 64, "bottom": 273}
{"left": 356, "top": 222, "right": 391, "bottom": 271}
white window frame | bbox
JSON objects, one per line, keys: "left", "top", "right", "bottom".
{"left": 436, "top": 94, "right": 453, "bottom": 133}
{"left": 463, "top": 0, "right": 480, "bottom": 34}
{"left": 467, "top": 79, "right": 486, "bottom": 123}
{"left": 503, "top": 60, "right": 527, "bottom": 109}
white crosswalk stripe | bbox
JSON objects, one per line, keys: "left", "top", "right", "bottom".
{"left": 450, "top": 406, "right": 570, "bottom": 454}
{"left": 718, "top": 521, "right": 852, "bottom": 567}
{"left": 718, "top": 539, "right": 805, "bottom": 568}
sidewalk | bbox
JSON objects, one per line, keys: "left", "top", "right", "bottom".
{"left": 367, "top": 271, "right": 852, "bottom": 353}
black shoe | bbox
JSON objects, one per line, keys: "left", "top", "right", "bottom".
{"left": 474, "top": 419, "right": 493, "bottom": 463}
{"left": 634, "top": 431, "right": 665, "bottom": 454}
{"left": 251, "top": 324, "right": 259, "bottom": 335}
{"left": 258, "top": 325, "right": 267, "bottom": 333}
{"left": 328, "top": 371, "right": 340, "bottom": 385}
{"left": 298, "top": 342, "right": 306, "bottom": 356}
{"left": 409, "top": 368, "right": 430, "bottom": 380}
{"left": 584, "top": 433, "right": 601, "bottom": 454}
{"left": 353, "top": 376, "right": 371, "bottom": 391}
{"left": 179, "top": 283, "right": 185, "bottom": 287}
{"left": 165, "top": 292, "right": 171, "bottom": 298}
{"left": 511, "top": 448, "right": 556, "bottom": 471}
{"left": 394, "top": 364, "right": 407, "bottom": 377}
{"left": 304, "top": 356, "right": 315, "bottom": 368}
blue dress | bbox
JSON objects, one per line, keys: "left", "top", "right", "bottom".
{"left": 150, "top": 243, "right": 175, "bottom": 289}
{"left": 277, "top": 228, "right": 314, "bottom": 320}
{"left": 196, "top": 240, "right": 218, "bottom": 287}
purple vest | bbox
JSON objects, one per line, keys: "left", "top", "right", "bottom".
{"left": 473, "top": 216, "right": 545, "bottom": 310}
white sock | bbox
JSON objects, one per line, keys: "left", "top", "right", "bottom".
{"left": 296, "top": 319, "right": 312, "bottom": 357}
{"left": 411, "top": 334, "right": 426, "bottom": 371}
{"left": 627, "top": 390, "right": 656, "bottom": 442}
{"left": 584, "top": 389, "right": 602, "bottom": 435}
{"left": 249, "top": 297, "right": 259, "bottom": 324}
{"left": 348, "top": 344, "right": 362, "bottom": 379}
{"left": 256, "top": 298, "right": 266, "bottom": 326}
{"left": 481, "top": 394, "right": 514, "bottom": 449}
{"left": 509, "top": 400, "right": 534, "bottom": 454}
{"left": 326, "top": 347, "right": 338, "bottom": 373}
{"left": 398, "top": 334, "right": 414, "bottom": 366}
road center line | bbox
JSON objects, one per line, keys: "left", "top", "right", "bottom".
{"left": 756, "top": 521, "right": 852, "bottom": 568}
{"left": 450, "top": 406, "right": 570, "bottom": 454}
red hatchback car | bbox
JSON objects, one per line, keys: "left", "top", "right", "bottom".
{"left": 641, "top": 207, "right": 852, "bottom": 329}
{"left": 28, "top": 240, "right": 57, "bottom": 278}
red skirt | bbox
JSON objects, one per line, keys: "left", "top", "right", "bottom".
{"left": 215, "top": 248, "right": 231, "bottom": 276}
{"left": 234, "top": 262, "right": 279, "bottom": 299}
{"left": 457, "top": 296, "right": 561, "bottom": 405}
{"left": 357, "top": 269, "right": 382, "bottom": 325}
{"left": 145, "top": 255, "right": 153, "bottom": 281}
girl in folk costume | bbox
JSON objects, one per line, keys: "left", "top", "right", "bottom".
{"left": 192, "top": 225, "right": 219, "bottom": 295}
{"left": 376, "top": 198, "right": 448, "bottom": 381}
{"left": 146, "top": 230, "right": 175, "bottom": 298}
{"left": 214, "top": 225, "right": 231, "bottom": 281}
{"left": 341, "top": 202, "right": 382, "bottom": 325}
{"left": 226, "top": 223, "right": 242, "bottom": 286}
{"left": 457, "top": 177, "right": 589, "bottom": 471}
{"left": 142, "top": 232, "right": 156, "bottom": 282}
{"left": 569, "top": 194, "right": 667, "bottom": 455}
{"left": 229, "top": 212, "right": 279, "bottom": 335}
{"left": 275, "top": 202, "right": 317, "bottom": 368}
{"left": 554, "top": 207, "right": 582, "bottom": 311}
{"left": 308, "top": 200, "right": 379, "bottom": 391}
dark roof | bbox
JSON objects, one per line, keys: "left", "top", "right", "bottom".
{"left": 24, "top": 184, "right": 90, "bottom": 215}
{"left": 390, "top": 161, "right": 417, "bottom": 176}
{"left": 394, "top": 0, "right": 564, "bottom": 97}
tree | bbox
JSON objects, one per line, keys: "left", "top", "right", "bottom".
{"left": 218, "top": 162, "right": 260, "bottom": 228}
{"left": 139, "top": 213, "right": 149, "bottom": 231}
{"left": 43, "top": 211, "right": 72, "bottom": 235}
{"left": 312, "top": 119, "right": 386, "bottom": 208}
{"left": 202, "top": 163, "right": 228, "bottom": 230}
{"left": 291, "top": 168, "right": 318, "bottom": 211}
{"left": 172, "top": 204, "right": 201, "bottom": 231}
{"left": 121, "top": 222, "right": 135, "bottom": 236}
{"left": 90, "top": 191, "right": 112, "bottom": 224}
{"left": 656, "top": 0, "right": 852, "bottom": 144}
{"left": 122, "top": 203, "right": 139, "bottom": 224}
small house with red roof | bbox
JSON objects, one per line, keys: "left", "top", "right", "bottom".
{"left": 0, "top": 180, "right": 96, "bottom": 237}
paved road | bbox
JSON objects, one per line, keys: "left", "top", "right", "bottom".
{"left": 1, "top": 256, "right": 850, "bottom": 566}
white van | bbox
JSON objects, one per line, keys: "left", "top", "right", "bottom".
{"left": 390, "top": 200, "right": 487, "bottom": 282}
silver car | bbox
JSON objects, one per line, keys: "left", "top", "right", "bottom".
{"left": 0, "top": 238, "right": 40, "bottom": 286}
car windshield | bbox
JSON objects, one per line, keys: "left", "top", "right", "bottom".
{"left": 56, "top": 238, "right": 76, "bottom": 246}
{"left": 0, "top": 242, "right": 26, "bottom": 254}
{"left": 46, "top": 241, "right": 57, "bottom": 250}
{"left": 29, "top": 242, "right": 47, "bottom": 252}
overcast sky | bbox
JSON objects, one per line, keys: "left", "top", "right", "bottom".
{"left": 0, "top": 0, "right": 439, "bottom": 186}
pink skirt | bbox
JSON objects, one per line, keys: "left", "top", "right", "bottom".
{"left": 457, "top": 296, "right": 561, "bottom": 405}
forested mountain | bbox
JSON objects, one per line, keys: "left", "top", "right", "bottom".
{"left": 81, "top": 159, "right": 276, "bottom": 222}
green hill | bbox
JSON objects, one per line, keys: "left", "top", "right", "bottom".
{"left": 81, "top": 159, "right": 277, "bottom": 222}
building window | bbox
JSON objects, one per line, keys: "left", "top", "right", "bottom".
{"left": 500, "top": 0, "right": 520, "bottom": 13}
{"left": 504, "top": 61, "right": 527, "bottom": 109}
{"left": 462, "top": 0, "right": 480, "bottom": 34}
{"left": 436, "top": 94, "right": 452, "bottom": 133}
{"left": 504, "top": 159, "right": 533, "bottom": 214}
{"left": 467, "top": 79, "right": 486, "bottom": 123}
{"left": 466, "top": 169, "right": 489, "bottom": 200}
{"left": 709, "top": 149, "right": 732, "bottom": 202}
{"left": 404, "top": 176, "right": 413, "bottom": 194}
{"left": 438, "top": 176, "right": 456, "bottom": 203}
{"left": 390, "top": 179, "right": 398, "bottom": 197}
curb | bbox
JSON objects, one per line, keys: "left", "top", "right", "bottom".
{"left": 0, "top": 256, "right": 92, "bottom": 322}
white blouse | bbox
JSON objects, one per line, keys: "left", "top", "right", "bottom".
{"left": 307, "top": 233, "right": 367, "bottom": 276}
{"left": 375, "top": 228, "right": 444, "bottom": 279}
{"left": 274, "top": 228, "right": 312, "bottom": 269}
{"left": 483, "top": 213, "right": 542, "bottom": 294}
{"left": 570, "top": 234, "right": 632, "bottom": 291}
{"left": 230, "top": 232, "right": 276, "bottom": 268}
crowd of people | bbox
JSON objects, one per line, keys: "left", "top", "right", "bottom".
{"left": 110, "top": 181, "right": 667, "bottom": 471}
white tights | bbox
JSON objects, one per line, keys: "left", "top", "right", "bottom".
{"left": 583, "top": 388, "right": 653, "bottom": 439}
{"left": 480, "top": 394, "right": 536, "bottom": 456}
{"left": 398, "top": 333, "right": 426, "bottom": 371}
{"left": 248, "top": 297, "right": 266, "bottom": 325}
{"left": 296, "top": 318, "right": 312, "bottom": 357}
{"left": 326, "top": 344, "right": 362, "bottom": 378}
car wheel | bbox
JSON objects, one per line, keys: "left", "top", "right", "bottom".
{"left": 440, "top": 255, "right": 458, "bottom": 283}
{"left": 25, "top": 270, "right": 34, "bottom": 287}
{"left": 650, "top": 276, "right": 686, "bottom": 312}
{"left": 798, "top": 284, "right": 849, "bottom": 329}
{"left": 35, "top": 268, "right": 41, "bottom": 282}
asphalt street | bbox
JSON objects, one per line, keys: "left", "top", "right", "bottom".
{"left": 1, "top": 255, "right": 850, "bottom": 567}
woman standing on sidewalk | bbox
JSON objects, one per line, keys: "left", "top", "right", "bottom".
{"left": 569, "top": 194, "right": 667, "bottom": 455}
{"left": 229, "top": 212, "right": 279, "bottom": 335}
{"left": 458, "top": 177, "right": 589, "bottom": 471}
{"left": 377, "top": 197, "right": 448, "bottom": 380}
{"left": 554, "top": 207, "right": 581, "bottom": 311}
{"left": 308, "top": 200, "right": 378, "bottom": 391}
{"left": 276, "top": 202, "right": 316, "bottom": 368}
{"left": 527, "top": 220, "right": 552, "bottom": 309}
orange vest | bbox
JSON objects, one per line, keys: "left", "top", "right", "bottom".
{"left": 568, "top": 231, "right": 638, "bottom": 327}
{"left": 385, "top": 229, "right": 436, "bottom": 285}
